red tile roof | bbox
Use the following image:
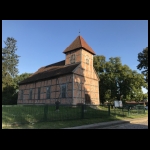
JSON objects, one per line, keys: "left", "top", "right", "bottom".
{"left": 19, "top": 60, "right": 80, "bottom": 85}
{"left": 63, "top": 36, "right": 96, "bottom": 55}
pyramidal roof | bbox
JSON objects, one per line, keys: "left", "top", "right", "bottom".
{"left": 63, "top": 36, "right": 96, "bottom": 55}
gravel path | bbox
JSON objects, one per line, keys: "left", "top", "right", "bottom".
{"left": 100, "top": 121, "right": 148, "bottom": 129}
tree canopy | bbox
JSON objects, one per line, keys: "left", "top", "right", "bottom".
{"left": 137, "top": 47, "right": 148, "bottom": 83}
{"left": 2, "top": 37, "right": 33, "bottom": 105}
{"left": 94, "top": 55, "right": 147, "bottom": 104}
{"left": 2, "top": 73, "right": 32, "bottom": 105}
{"left": 2, "top": 37, "right": 19, "bottom": 91}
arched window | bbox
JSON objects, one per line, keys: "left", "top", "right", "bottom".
{"left": 86, "top": 57, "right": 89, "bottom": 65}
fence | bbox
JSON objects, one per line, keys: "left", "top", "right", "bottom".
{"left": 2, "top": 103, "right": 147, "bottom": 125}
{"left": 106, "top": 104, "right": 146, "bottom": 117}
{"left": 2, "top": 104, "right": 106, "bottom": 125}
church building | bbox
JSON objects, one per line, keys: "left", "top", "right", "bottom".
{"left": 17, "top": 36, "right": 100, "bottom": 105}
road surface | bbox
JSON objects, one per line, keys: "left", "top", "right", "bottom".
{"left": 99, "top": 120, "right": 148, "bottom": 129}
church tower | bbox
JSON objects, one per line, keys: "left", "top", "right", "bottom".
{"left": 63, "top": 36, "right": 100, "bottom": 105}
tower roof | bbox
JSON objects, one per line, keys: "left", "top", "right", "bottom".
{"left": 63, "top": 36, "right": 96, "bottom": 55}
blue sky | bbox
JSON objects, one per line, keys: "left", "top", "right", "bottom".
{"left": 2, "top": 20, "right": 148, "bottom": 93}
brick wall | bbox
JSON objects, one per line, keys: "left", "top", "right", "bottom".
{"left": 71, "top": 49, "right": 99, "bottom": 105}
{"left": 18, "top": 48, "right": 100, "bottom": 105}
{"left": 65, "top": 49, "right": 81, "bottom": 65}
{"left": 17, "top": 74, "right": 73, "bottom": 105}
{"left": 73, "top": 74, "right": 99, "bottom": 105}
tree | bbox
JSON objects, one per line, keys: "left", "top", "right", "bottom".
{"left": 2, "top": 73, "right": 32, "bottom": 105}
{"left": 2, "top": 37, "right": 20, "bottom": 105}
{"left": 94, "top": 55, "right": 147, "bottom": 103}
{"left": 2, "top": 37, "right": 19, "bottom": 91}
{"left": 142, "top": 93, "right": 148, "bottom": 100}
{"left": 93, "top": 55, "right": 107, "bottom": 104}
{"left": 13, "top": 73, "right": 32, "bottom": 91}
{"left": 137, "top": 47, "right": 148, "bottom": 83}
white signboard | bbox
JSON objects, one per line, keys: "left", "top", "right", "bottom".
{"left": 114, "top": 100, "right": 123, "bottom": 107}
{"left": 119, "top": 100, "right": 122, "bottom": 107}
{"left": 114, "top": 101, "right": 119, "bottom": 107}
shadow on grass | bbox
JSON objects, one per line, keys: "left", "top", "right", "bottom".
{"left": 2, "top": 105, "right": 148, "bottom": 129}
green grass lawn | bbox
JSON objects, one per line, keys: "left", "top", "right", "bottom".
{"left": 2, "top": 105, "right": 148, "bottom": 129}
{"left": 2, "top": 105, "right": 109, "bottom": 124}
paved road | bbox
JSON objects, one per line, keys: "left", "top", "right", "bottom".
{"left": 100, "top": 121, "right": 148, "bottom": 129}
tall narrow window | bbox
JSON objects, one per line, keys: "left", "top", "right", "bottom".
{"left": 29, "top": 89, "right": 32, "bottom": 100}
{"left": 38, "top": 87, "right": 41, "bottom": 100}
{"left": 20, "top": 90, "right": 23, "bottom": 100}
{"left": 86, "top": 58, "right": 89, "bottom": 65}
{"left": 46, "top": 86, "right": 50, "bottom": 99}
{"left": 70, "top": 54, "right": 75, "bottom": 64}
{"left": 61, "top": 84, "right": 66, "bottom": 98}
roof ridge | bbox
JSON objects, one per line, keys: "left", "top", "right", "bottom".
{"left": 45, "top": 60, "right": 65, "bottom": 68}
{"left": 19, "top": 63, "right": 80, "bottom": 85}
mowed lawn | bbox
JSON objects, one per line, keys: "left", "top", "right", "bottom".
{"left": 2, "top": 105, "right": 148, "bottom": 129}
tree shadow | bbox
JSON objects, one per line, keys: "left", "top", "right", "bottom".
{"left": 2, "top": 85, "right": 18, "bottom": 105}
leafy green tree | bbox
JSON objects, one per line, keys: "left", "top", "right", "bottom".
{"left": 2, "top": 37, "right": 33, "bottom": 105}
{"left": 137, "top": 47, "right": 148, "bottom": 83}
{"left": 94, "top": 55, "right": 107, "bottom": 103}
{"left": 94, "top": 55, "right": 147, "bottom": 103}
{"left": 2, "top": 37, "right": 19, "bottom": 92}
{"left": 2, "top": 73, "right": 32, "bottom": 105}
{"left": 13, "top": 73, "right": 32, "bottom": 91}
{"left": 143, "top": 93, "right": 148, "bottom": 100}
{"left": 2, "top": 37, "right": 19, "bottom": 104}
